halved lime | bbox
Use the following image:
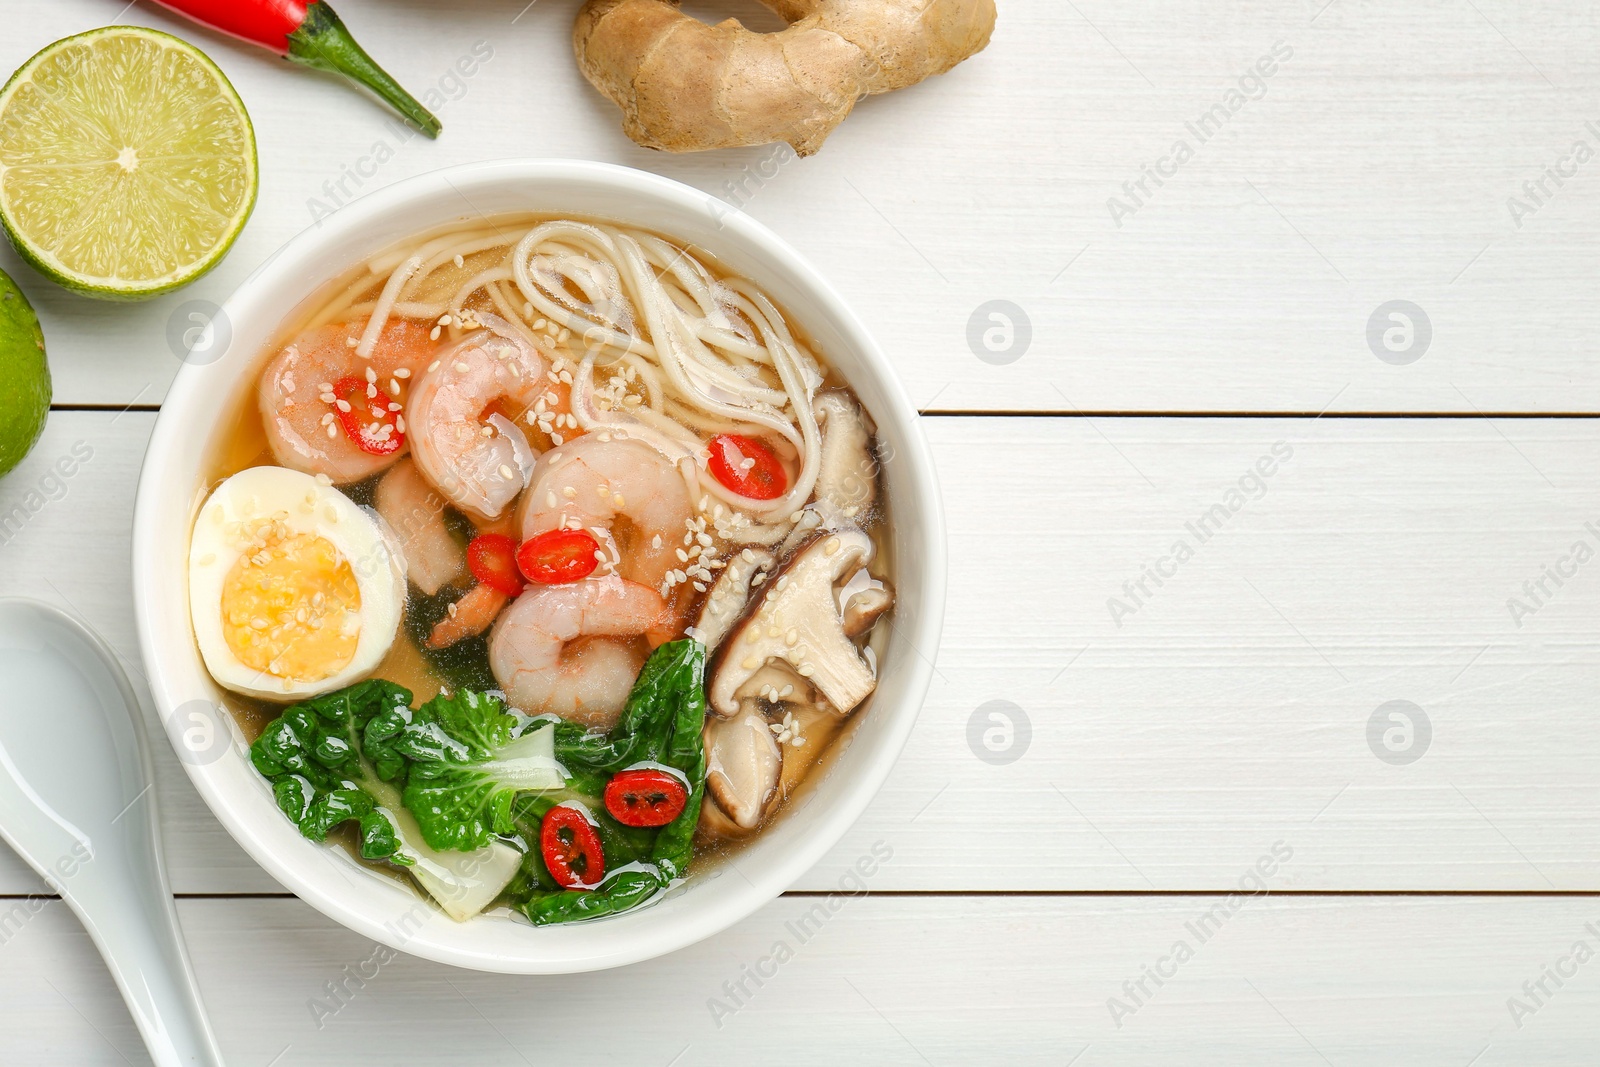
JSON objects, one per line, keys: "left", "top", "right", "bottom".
{"left": 0, "top": 27, "right": 257, "bottom": 300}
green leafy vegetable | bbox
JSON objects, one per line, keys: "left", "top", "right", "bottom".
{"left": 375, "top": 689, "right": 564, "bottom": 852}
{"left": 248, "top": 639, "right": 711, "bottom": 926}
{"left": 251, "top": 679, "right": 527, "bottom": 921}
{"left": 249, "top": 679, "right": 415, "bottom": 864}
{"left": 519, "top": 639, "right": 709, "bottom": 925}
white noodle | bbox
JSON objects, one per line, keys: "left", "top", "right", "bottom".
{"left": 350, "top": 216, "right": 823, "bottom": 533}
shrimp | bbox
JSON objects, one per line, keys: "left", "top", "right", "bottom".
{"left": 427, "top": 583, "right": 509, "bottom": 649}
{"left": 406, "top": 321, "right": 548, "bottom": 522}
{"left": 259, "top": 320, "right": 435, "bottom": 483}
{"left": 516, "top": 433, "right": 692, "bottom": 592}
{"left": 374, "top": 458, "right": 466, "bottom": 596}
{"left": 488, "top": 577, "right": 672, "bottom": 729}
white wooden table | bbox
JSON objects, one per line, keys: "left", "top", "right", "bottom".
{"left": 3, "top": 0, "right": 1599, "bottom": 1062}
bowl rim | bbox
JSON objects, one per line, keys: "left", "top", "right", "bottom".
{"left": 131, "top": 158, "right": 946, "bottom": 972}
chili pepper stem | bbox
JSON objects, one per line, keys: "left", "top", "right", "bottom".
{"left": 287, "top": 2, "right": 441, "bottom": 138}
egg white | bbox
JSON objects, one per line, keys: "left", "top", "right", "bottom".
{"left": 189, "top": 466, "right": 407, "bottom": 701}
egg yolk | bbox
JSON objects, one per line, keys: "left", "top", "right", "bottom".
{"left": 220, "top": 521, "right": 361, "bottom": 682}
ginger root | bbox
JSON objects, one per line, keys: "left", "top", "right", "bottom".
{"left": 573, "top": 0, "right": 996, "bottom": 155}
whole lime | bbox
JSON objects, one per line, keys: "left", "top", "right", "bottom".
{"left": 0, "top": 267, "right": 48, "bottom": 476}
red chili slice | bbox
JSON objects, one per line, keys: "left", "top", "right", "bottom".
{"left": 467, "top": 534, "right": 525, "bottom": 597}
{"left": 516, "top": 528, "right": 600, "bottom": 585}
{"left": 541, "top": 804, "right": 605, "bottom": 890}
{"left": 330, "top": 375, "right": 403, "bottom": 456}
{"left": 604, "top": 768, "right": 690, "bottom": 828}
{"left": 707, "top": 434, "right": 787, "bottom": 500}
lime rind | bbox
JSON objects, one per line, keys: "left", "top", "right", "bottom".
{"left": 0, "top": 26, "right": 258, "bottom": 301}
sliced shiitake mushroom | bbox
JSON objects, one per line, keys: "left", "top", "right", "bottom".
{"left": 843, "top": 585, "right": 894, "bottom": 640}
{"left": 780, "top": 393, "right": 880, "bottom": 553}
{"left": 813, "top": 392, "right": 878, "bottom": 523}
{"left": 693, "top": 547, "right": 774, "bottom": 652}
{"left": 708, "top": 529, "right": 879, "bottom": 719}
{"left": 704, "top": 700, "right": 783, "bottom": 830}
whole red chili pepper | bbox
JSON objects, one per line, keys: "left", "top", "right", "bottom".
{"left": 149, "top": 0, "right": 441, "bottom": 137}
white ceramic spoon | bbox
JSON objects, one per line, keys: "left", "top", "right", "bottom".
{"left": 0, "top": 598, "right": 223, "bottom": 1066}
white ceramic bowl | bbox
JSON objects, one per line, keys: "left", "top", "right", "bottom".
{"left": 132, "top": 159, "right": 946, "bottom": 973}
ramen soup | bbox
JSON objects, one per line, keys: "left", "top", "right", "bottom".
{"left": 188, "top": 215, "right": 893, "bottom": 925}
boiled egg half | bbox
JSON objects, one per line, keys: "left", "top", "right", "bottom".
{"left": 189, "top": 466, "right": 406, "bottom": 701}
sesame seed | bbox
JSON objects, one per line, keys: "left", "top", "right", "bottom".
{"left": 365, "top": 366, "right": 377, "bottom": 384}
{"left": 546, "top": 491, "right": 557, "bottom": 508}
{"left": 500, "top": 464, "right": 516, "bottom": 480}
{"left": 428, "top": 359, "right": 441, "bottom": 373}
{"left": 334, "top": 398, "right": 352, "bottom": 412}
{"left": 455, "top": 361, "right": 471, "bottom": 374}
{"left": 394, "top": 368, "right": 411, "bottom": 379}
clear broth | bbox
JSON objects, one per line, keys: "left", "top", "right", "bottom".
{"left": 200, "top": 213, "right": 894, "bottom": 902}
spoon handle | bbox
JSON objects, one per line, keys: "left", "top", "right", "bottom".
{"left": 0, "top": 600, "right": 225, "bottom": 1067}
{"left": 62, "top": 879, "right": 225, "bottom": 1067}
